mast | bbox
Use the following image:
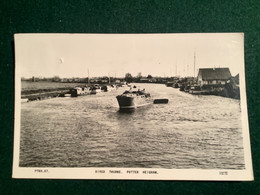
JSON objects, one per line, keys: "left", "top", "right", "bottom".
{"left": 193, "top": 50, "right": 196, "bottom": 78}
{"left": 88, "top": 68, "right": 90, "bottom": 85}
{"left": 175, "top": 64, "right": 177, "bottom": 77}
{"left": 176, "top": 60, "right": 178, "bottom": 77}
{"left": 187, "top": 63, "right": 189, "bottom": 77}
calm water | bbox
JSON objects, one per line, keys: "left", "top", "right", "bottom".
{"left": 20, "top": 83, "right": 245, "bottom": 169}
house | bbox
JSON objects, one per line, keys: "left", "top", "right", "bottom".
{"left": 140, "top": 78, "right": 149, "bottom": 83}
{"left": 150, "top": 78, "right": 157, "bottom": 83}
{"left": 115, "top": 80, "right": 121, "bottom": 84}
{"left": 73, "top": 78, "right": 80, "bottom": 82}
{"left": 101, "top": 77, "right": 109, "bottom": 83}
{"left": 61, "top": 78, "right": 68, "bottom": 82}
{"left": 197, "top": 68, "right": 232, "bottom": 86}
{"left": 31, "top": 76, "right": 39, "bottom": 82}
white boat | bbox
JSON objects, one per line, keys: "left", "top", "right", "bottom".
{"left": 90, "top": 84, "right": 101, "bottom": 94}
{"left": 70, "top": 87, "right": 91, "bottom": 97}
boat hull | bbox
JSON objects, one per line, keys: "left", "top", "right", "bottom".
{"left": 116, "top": 95, "right": 152, "bottom": 109}
{"left": 90, "top": 88, "right": 101, "bottom": 94}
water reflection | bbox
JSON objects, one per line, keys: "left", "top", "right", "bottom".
{"left": 117, "top": 109, "right": 136, "bottom": 114}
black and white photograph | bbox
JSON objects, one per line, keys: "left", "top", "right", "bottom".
{"left": 13, "top": 33, "right": 253, "bottom": 180}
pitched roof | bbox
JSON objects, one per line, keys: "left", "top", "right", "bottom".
{"left": 198, "top": 68, "right": 232, "bottom": 80}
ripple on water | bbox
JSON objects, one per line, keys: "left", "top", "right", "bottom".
{"left": 20, "top": 84, "right": 245, "bottom": 169}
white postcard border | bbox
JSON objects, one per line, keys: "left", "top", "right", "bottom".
{"left": 12, "top": 33, "right": 254, "bottom": 181}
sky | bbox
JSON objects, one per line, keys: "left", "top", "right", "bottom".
{"left": 15, "top": 33, "right": 244, "bottom": 78}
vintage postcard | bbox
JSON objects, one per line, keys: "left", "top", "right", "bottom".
{"left": 13, "top": 33, "right": 253, "bottom": 180}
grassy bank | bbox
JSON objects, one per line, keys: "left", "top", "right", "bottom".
{"left": 21, "top": 81, "right": 87, "bottom": 100}
{"left": 22, "top": 81, "right": 86, "bottom": 91}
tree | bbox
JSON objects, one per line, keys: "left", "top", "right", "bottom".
{"left": 125, "top": 73, "right": 133, "bottom": 83}
{"left": 147, "top": 74, "right": 152, "bottom": 79}
{"left": 135, "top": 72, "right": 142, "bottom": 82}
{"left": 137, "top": 72, "right": 142, "bottom": 78}
{"left": 52, "top": 76, "right": 60, "bottom": 82}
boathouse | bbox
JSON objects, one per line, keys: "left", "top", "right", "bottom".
{"left": 197, "top": 68, "right": 232, "bottom": 86}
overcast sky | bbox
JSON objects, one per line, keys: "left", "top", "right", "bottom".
{"left": 15, "top": 33, "right": 244, "bottom": 78}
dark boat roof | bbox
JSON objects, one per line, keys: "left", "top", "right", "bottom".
{"left": 123, "top": 89, "right": 150, "bottom": 96}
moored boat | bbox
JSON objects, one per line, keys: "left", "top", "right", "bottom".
{"left": 101, "top": 84, "right": 116, "bottom": 92}
{"left": 90, "top": 84, "right": 101, "bottom": 94}
{"left": 189, "top": 85, "right": 202, "bottom": 94}
{"left": 179, "top": 85, "right": 185, "bottom": 91}
{"left": 70, "top": 87, "right": 91, "bottom": 97}
{"left": 116, "top": 88, "right": 152, "bottom": 109}
{"left": 70, "top": 87, "right": 83, "bottom": 97}
{"left": 184, "top": 85, "right": 191, "bottom": 92}
{"left": 166, "top": 82, "right": 173, "bottom": 87}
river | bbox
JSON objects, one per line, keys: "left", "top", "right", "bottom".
{"left": 19, "top": 83, "right": 245, "bottom": 169}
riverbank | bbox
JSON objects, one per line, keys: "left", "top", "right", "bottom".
{"left": 21, "top": 81, "right": 87, "bottom": 101}
{"left": 171, "top": 79, "right": 240, "bottom": 100}
{"left": 188, "top": 83, "right": 240, "bottom": 99}
{"left": 21, "top": 80, "right": 240, "bottom": 103}
{"left": 21, "top": 81, "right": 119, "bottom": 102}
